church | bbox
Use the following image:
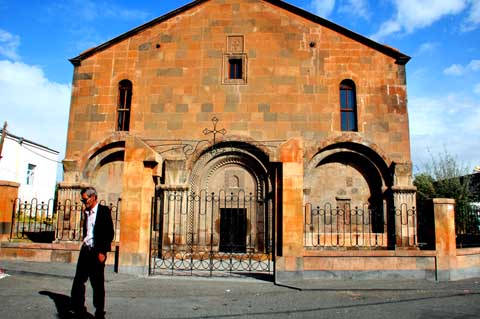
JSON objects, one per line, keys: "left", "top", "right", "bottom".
{"left": 59, "top": 0, "right": 419, "bottom": 279}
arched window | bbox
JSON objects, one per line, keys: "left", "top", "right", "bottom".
{"left": 340, "top": 80, "right": 357, "bottom": 132}
{"left": 117, "top": 80, "right": 132, "bottom": 131}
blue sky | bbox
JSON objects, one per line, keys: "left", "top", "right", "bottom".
{"left": 1, "top": 0, "right": 479, "bottom": 175}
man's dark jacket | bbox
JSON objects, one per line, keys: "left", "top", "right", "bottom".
{"left": 82, "top": 204, "right": 114, "bottom": 254}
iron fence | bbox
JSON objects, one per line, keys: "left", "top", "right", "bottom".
{"left": 304, "top": 202, "right": 417, "bottom": 249}
{"left": 10, "top": 198, "right": 56, "bottom": 242}
{"left": 150, "top": 189, "right": 273, "bottom": 277}
{"left": 10, "top": 198, "right": 121, "bottom": 243}
{"left": 456, "top": 204, "right": 480, "bottom": 248}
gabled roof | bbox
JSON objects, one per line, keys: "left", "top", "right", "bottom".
{"left": 69, "top": 0, "right": 410, "bottom": 66}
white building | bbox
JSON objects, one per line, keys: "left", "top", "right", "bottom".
{"left": 0, "top": 129, "right": 59, "bottom": 201}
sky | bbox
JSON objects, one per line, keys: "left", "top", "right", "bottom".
{"left": 0, "top": 0, "right": 479, "bottom": 177}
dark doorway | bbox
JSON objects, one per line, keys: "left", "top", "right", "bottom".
{"left": 220, "top": 208, "right": 247, "bottom": 253}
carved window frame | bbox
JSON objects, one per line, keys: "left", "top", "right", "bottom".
{"left": 222, "top": 53, "right": 248, "bottom": 85}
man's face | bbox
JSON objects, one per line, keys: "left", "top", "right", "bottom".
{"left": 81, "top": 193, "right": 96, "bottom": 210}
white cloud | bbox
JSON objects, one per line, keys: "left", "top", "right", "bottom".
{"left": 311, "top": 0, "right": 336, "bottom": 18}
{"left": 462, "top": 0, "right": 480, "bottom": 31}
{"left": 0, "top": 60, "right": 71, "bottom": 156}
{"left": 338, "top": 0, "right": 370, "bottom": 20}
{"left": 409, "top": 93, "right": 480, "bottom": 170}
{"left": 371, "top": 0, "right": 469, "bottom": 40}
{"left": 474, "top": 83, "right": 480, "bottom": 95}
{"left": 469, "top": 59, "right": 480, "bottom": 71}
{"left": 0, "top": 29, "right": 20, "bottom": 61}
{"left": 443, "top": 59, "right": 480, "bottom": 75}
{"left": 44, "top": 0, "right": 151, "bottom": 55}
{"left": 443, "top": 64, "right": 465, "bottom": 76}
{"left": 416, "top": 41, "right": 440, "bottom": 55}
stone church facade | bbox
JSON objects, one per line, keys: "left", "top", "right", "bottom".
{"left": 59, "top": 0, "right": 417, "bottom": 278}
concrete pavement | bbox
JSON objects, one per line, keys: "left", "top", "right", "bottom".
{"left": 1, "top": 259, "right": 480, "bottom": 318}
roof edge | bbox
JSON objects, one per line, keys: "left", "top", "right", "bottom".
{"left": 69, "top": 0, "right": 209, "bottom": 65}
{"left": 265, "top": 0, "right": 410, "bottom": 64}
{"left": 0, "top": 129, "right": 60, "bottom": 154}
{"left": 69, "top": 0, "right": 410, "bottom": 66}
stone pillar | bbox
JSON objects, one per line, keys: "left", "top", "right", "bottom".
{"left": 275, "top": 138, "right": 304, "bottom": 281}
{"left": 392, "top": 162, "right": 417, "bottom": 248}
{"left": 118, "top": 137, "right": 161, "bottom": 275}
{"left": 392, "top": 186, "right": 417, "bottom": 248}
{"left": 433, "top": 198, "right": 456, "bottom": 281}
{"left": 56, "top": 182, "right": 88, "bottom": 203}
{"left": 0, "top": 181, "right": 19, "bottom": 241}
{"left": 55, "top": 182, "right": 89, "bottom": 241}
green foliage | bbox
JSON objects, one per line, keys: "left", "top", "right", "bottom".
{"left": 414, "top": 150, "right": 472, "bottom": 207}
{"left": 413, "top": 173, "right": 435, "bottom": 202}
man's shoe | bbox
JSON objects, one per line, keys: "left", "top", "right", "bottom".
{"left": 70, "top": 307, "right": 88, "bottom": 319}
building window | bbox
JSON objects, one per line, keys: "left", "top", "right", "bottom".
{"left": 117, "top": 79, "right": 132, "bottom": 131}
{"left": 229, "top": 59, "right": 243, "bottom": 79}
{"left": 223, "top": 36, "right": 247, "bottom": 84}
{"left": 340, "top": 80, "right": 357, "bottom": 131}
{"left": 223, "top": 54, "right": 247, "bottom": 84}
{"left": 26, "top": 163, "right": 36, "bottom": 185}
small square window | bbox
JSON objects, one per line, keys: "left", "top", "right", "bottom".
{"left": 223, "top": 54, "right": 247, "bottom": 85}
{"left": 229, "top": 59, "right": 243, "bottom": 79}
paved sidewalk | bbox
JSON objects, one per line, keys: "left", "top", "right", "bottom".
{"left": 2, "top": 258, "right": 478, "bottom": 291}
{"left": 1, "top": 259, "right": 480, "bottom": 318}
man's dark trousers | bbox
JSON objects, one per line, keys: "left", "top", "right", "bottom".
{"left": 71, "top": 245, "right": 106, "bottom": 314}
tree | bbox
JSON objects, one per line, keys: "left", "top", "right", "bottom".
{"left": 414, "top": 150, "right": 474, "bottom": 235}
{"left": 414, "top": 150, "right": 471, "bottom": 202}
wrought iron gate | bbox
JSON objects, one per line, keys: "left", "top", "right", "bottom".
{"left": 149, "top": 189, "right": 273, "bottom": 277}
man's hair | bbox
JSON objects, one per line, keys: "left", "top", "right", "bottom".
{"left": 80, "top": 186, "right": 97, "bottom": 198}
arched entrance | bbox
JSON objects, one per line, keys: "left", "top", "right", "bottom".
{"left": 304, "top": 142, "right": 394, "bottom": 248}
{"left": 150, "top": 142, "right": 276, "bottom": 277}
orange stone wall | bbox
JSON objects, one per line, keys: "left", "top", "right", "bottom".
{"left": 64, "top": 0, "right": 410, "bottom": 168}
{"left": 61, "top": 0, "right": 413, "bottom": 274}
{"left": 0, "top": 181, "right": 19, "bottom": 241}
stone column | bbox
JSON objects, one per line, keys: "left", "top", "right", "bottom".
{"left": 392, "top": 186, "right": 417, "bottom": 248}
{"left": 275, "top": 138, "right": 304, "bottom": 281}
{"left": 118, "top": 137, "right": 162, "bottom": 275}
{"left": 433, "top": 198, "right": 457, "bottom": 281}
{"left": 0, "top": 181, "right": 19, "bottom": 241}
{"left": 55, "top": 182, "right": 89, "bottom": 242}
{"left": 392, "top": 162, "right": 417, "bottom": 248}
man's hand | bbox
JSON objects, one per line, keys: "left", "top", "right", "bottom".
{"left": 98, "top": 253, "right": 106, "bottom": 263}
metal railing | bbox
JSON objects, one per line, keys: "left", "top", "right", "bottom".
{"left": 10, "top": 198, "right": 56, "bottom": 242}
{"left": 150, "top": 189, "right": 273, "bottom": 277}
{"left": 10, "top": 198, "right": 121, "bottom": 243}
{"left": 456, "top": 204, "right": 480, "bottom": 248}
{"left": 304, "top": 202, "right": 417, "bottom": 249}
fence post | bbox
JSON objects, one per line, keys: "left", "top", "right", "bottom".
{"left": 433, "top": 198, "right": 456, "bottom": 281}
{"left": 0, "top": 181, "right": 19, "bottom": 241}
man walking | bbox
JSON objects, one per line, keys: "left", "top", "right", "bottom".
{"left": 71, "top": 187, "right": 114, "bottom": 318}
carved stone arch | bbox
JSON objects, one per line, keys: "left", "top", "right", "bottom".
{"left": 306, "top": 140, "right": 392, "bottom": 189}
{"left": 202, "top": 154, "right": 265, "bottom": 198}
{"left": 186, "top": 135, "right": 274, "bottom": 172}
{"left": 305, "top": 141, "right": 392, "bottom": 208}
{"left": 189, "top": 142, "right": 271, "bottom": 197}
{"left": 309, "top": 134, "right": 392, "bottom": 167}
{"left": 305, "top": 142, "right": 392, "bottom": 234}
{"left": 81, "top": 136, "right": 126, "bottom": 203}
{"left": 82, "top": 141, "right": 125, "bottom": 179}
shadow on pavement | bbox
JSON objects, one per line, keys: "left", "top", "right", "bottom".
{"left": 39, "top": 291, "right": 94, "bottom": 319}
